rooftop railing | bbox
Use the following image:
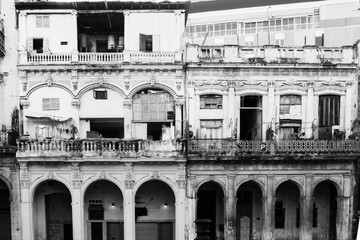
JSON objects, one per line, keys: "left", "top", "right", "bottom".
{"left": 186, "top": 44, "right": 356, "bottom": 65}
{"left": 22, "top": 51, "right": 181, "bottom": 64}
{"left": 188, "top": 139, "right": 360, "bottom": 157}
{"left": 16, "top": 138, "right": 186, "bottom": 160}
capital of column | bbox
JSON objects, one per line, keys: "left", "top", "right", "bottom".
{"left": 72, "top": 100, "right": 81, "bottom": 109}
{"left": 20, "top": 100, "right": 30, "bottom": 109}
{"left": 123, "top": 100, "right": 132, "bottom": 109}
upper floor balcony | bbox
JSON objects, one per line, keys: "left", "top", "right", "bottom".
{"left": 186, "top": 44, "right": 357, "bottom": 66}
{"left": 16, "top": 138, "right": 186, "bottom": 161}
{"left": 188, "top": 139, "right": 360, "bottom": 160}
{"left": 20, "top": 50, "right": 182, "bottom": 65}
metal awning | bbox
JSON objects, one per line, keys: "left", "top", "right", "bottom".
{"left": 26, "top": 115, "right": 72, "bottom": 123}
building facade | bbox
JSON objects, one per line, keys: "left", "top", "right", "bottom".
{"left": 15, "top": 1, "right": 187, "bottom": 240}
{"left": 2, "top": 1, "right": 360, "bottom": 240}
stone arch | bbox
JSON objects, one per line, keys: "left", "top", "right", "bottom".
{"left": 236, "top": 89, "right": 267, "bottom": 96}
{"left": 128, "top": 82, "right": 178, "bottom": 99}
{"left": 30, "top": 175, "right": 73, "bottom": 203}
{"left": 81, "top": 176, "right": 125, "bottom": 200}
{"left": 315, "top": 89, "right": 345, "bottom": 96}
{"left": 275, "top": 177, "right": 305, "bottom": 197}
{"left": 133, "top": 176, "right": 177, "bottom": 198}
{"left": 276, "top": 89, "right": 307, "bottom": 96}
{"left": 236, "top": 179, "right": 265, "bottom": 197}
{"left": 25, "top": 83, "right": 75, "bottom": 99}
{"left": 0, "top": 175, "right": 12, "bottom": 201}
{"left": 313, "top": 178, "right": 342, "bottom": 196}
{"left": 76, "top": 82, "right": 126, "bottom": 99}
{"left": 195, "top": 178, "right": 226, "bottom": 197}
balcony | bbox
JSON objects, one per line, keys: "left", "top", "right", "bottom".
{"left": 16, "top": 138, "right": 186, "bottom": 161}
{"left": 21, "top": 51, "right": 182, "bottom": 65}
{"left": 186, "top": 44, "right": 356, "bottom": 65}
{"left": 188, "top": 139, "right": 360, "bottom": 160}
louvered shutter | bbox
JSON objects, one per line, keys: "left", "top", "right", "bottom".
{"left": 27, "top": 38, "right": 33, "bottom": 52}
{"left": 43, "top": 98, "right": 51, "bottom": 111}
{"left": 43, "top": 38, "right": 49, "bottom": 53}
{"left": 51, "top": 98, "right": 60, "bottom": 110}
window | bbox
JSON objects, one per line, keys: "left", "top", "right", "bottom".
{"left": 139, "top": 34, "right": 159, "bottom": 52}
{"left": 33, "top": 38, "right": 43, "bottom": 53}
{"left": 36, "top": 15, "right": 49, "bottom": 28}
{"left": 280, "top": 95, "right": 301, "bottom": 116}
{"left": 88, "top": 199, "right": 104, "bottom": 220}
{"left": 200, "top": 95, "right": 222, "bottom": 109}
{"left": 199, "top": 120, "right": 223, "bottom": 139}
{"left": 93, "top": 90, "right": 107, "bottom": 99}
{"left": 275, "top": 201, "right": 285, "bottom": 229}
{"left": 42, "top": 98, "right": 60, "bottom": 111}
{"left": 132, "top": 90, "right": 174, "bottom": 122}
{"left": 319, "top": 95, "right": 340, "bottom": 127}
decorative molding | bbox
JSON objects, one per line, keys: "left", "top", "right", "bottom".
{"left": 48, "top": 171, "right": 56, "bottom": 179}
{"left": 72, "top": 180, "right": 82, "bottom": 189}
{"left": 125, "top": 163, "right": 133, "bottom": 179}
{"left": 177, "top": 180, "right": 186, "bottom": 189}
{"left": 71, "top": 100, "right": 81, "bottom": 109}
{"left": 71, "top": 163, "right": 80, "bottom": 179}
{"left": 125, "top": 180, "right": 135, "bottom": 189}
{"left": 20, "top": 100, "right": 30, "bottom": 109}
{"left": 152, "top": 171, "right": 160, "bottom": 179}
{"left": 19, "top": 163, "right": 28, "bottom": 180}
{"left": 46, "top": 77, "right": 53, "bottom": 87}
{"left": 20, "top": 180, "right": 30, "bottom": 189}
{"left": 99, "top": 171, "right": 106, "bottom": 179}
{"left": 123, "top": 100, "right": 132, "bottom": 109}
{"left": 97, "top": 77, "right": 105, "bottom": 86}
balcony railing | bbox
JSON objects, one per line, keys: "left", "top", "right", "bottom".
{"left": 186, "top": 44, "right": 356, "bottom": 65}
{"left": 188, "top": 139, "right": 360, "bottom": 157}
{"left": 22, "top": 51, "right": 181, "bottom": 64}
{"left": 16, "top": 138, "right": 186, "bottom": 159}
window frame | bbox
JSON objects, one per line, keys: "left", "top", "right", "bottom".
{"left": 36, "top": 15, "right": 50, "bottom": 28}
{"left": 93, "top": 90, "right": 108, "bottom": 100}
{"left": 42, "top": 98, "right": 60, "bottom": 111}
{"left": 200, "top": 94, "right": 223, "bottom": 109}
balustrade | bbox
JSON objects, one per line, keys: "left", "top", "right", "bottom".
{"left": 188, "top": 139, "right": 360, "bottom": 155}
{"left": 16, "top": 138, "right": 185, "bottom": 159}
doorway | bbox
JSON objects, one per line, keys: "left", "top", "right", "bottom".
{"left": 240, "top": 96, "right": 262, "bottom": 140}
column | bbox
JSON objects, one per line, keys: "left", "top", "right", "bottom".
{"left": 188, "top": 86, "right": 195, "bottom": 130}
{"left": 20, "top": 183, "right": 33, "bottom": 240}
{"left": 300, "top": 175, "right": 313, "bottom": 240}
{"left": 336, "top": 196, "right": 350, "bottom": 240}
{"left": 344, "top": 82, "right": 352, "bottom": 138}
{"left": 123, "top": 100, "right": 132, "bottom": 139}
{"left": 187, "top": 176, "right": 197, "bottom": 240}
{"left": 337, "top": 174, "right": 352, "bottom": 240}
{"left": 71, "top": 10, "right": 78, "bottom": 52}
{"left": 306, "top": 84, "right": 314, "bottom": 138}
{"left": 262, "top": 175, "right": 275, "bottom": 240}
{"left": 176, "top": 180, "right": 186, "bottom": 240}
{"left": 228, "top": 87, "right": 235, "bottom": 138}
{"left": 72, "top": 188, "right": 84, "bottom": 240}
{"left": 18, "top": 12, "right": 28, "bottom": 64}
{"left": 124, "top": 181, "right": 135, "bottom": 240}
{"left": 226, "top": 175, "right": 236, "bottom": 240}
{"left": 175, "top": 101, "right": 183, "bottom": 138}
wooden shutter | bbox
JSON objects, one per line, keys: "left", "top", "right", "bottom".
{"left": 27, "top": 38, "right": 33, "bottom": 52}
{"left": 43, "top": 98, "right": 51, "bottom": 111}
{"left": 36, "top": 16, "right": 42, "bottom": 28}
{"left": 51, "top": 98, "right": 60, "bottom": 110}
{"left": 139, "top": 34, "right": 146, "bottom": 51}
{"left": 152, "top": 35, "right": 160, "bottom": 52}
{"left": 43, "top": 38, "right": 49, "bottom": 53}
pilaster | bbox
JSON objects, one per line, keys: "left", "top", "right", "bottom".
{"left": 262, "top": 175, "right": 275, "bottom": 240}
{"left": 300, "top": 175, "right": 313, "bottom": 240}
{"left": 123, "top": 99, "right": 132, "bottom": 139}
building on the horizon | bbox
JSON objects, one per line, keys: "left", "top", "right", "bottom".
{"left": 185, "top": 0, "right": 360, "bottom": 47}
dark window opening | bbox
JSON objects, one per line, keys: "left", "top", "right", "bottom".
{"left": 33, "top": 38, "right": 43, "bottom": 53}
{"left": 147, "top": 122, "right": 170, "bottom": 140}
{"left": 240, "top": 95, "right": 262, "bottom": 140}
{"left": 91, "top": 222, "right": 103, "bottom": 240}
{"left": 200, "top": 95, "right": 222, "bottom": 109}
{"left": 61, "top": 41, "right": 68, "bottom": 45}
{"left": 313, "top": 203, "right": 318, "bottom": 228}
{"left": 89, "top": 118, "right": 124, "bottom": 138}
{"left": 296, "top": 205, "right": 300, "bottom": 228}
{"left": 140, "top": 34, "right": 153, "bottom": 52}
{"left": 275, "top": 201, "right": 285, "bottom": 229}
{"left": 315, "top": 33, "right": 324, "bottom": 46}
{"left": 318, "top": 95, "right": 340, "bottom": 140}
{"left": 88, "top": 204, "right": 104, "bottom": 220}
{"left": 93, "top": 90, "right": 107, "bottom": 100}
